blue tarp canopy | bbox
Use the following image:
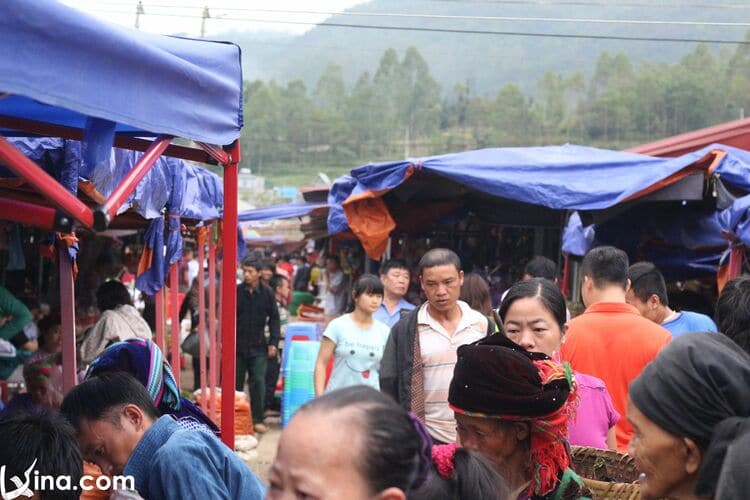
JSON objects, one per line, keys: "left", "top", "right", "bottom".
{"left": 559, "top": 145, "right": 750, "bottom": 274}
{"left": 239, "top": 202, "right": 327, "bottom": 222}
{"left": 0, "top": 0, "right": 243, "bottom": 145}
{"left": 328, "top": 144, "right": 713, "bottom": 234}
{"left": 6, "top": 137, "right": 223, "bottom": 222}
{"left": 328, "top": 143, "right": 750, "bottom": 262}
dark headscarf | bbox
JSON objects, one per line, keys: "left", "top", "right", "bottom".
{"left": 629, "top": 333, "right": 750, "bottom": 497}
{"left": 86, "top": 338, "right": 220, "bottom": 436}
{"left": 448, "top": 334, "right": 577, "bottom": 497}
{"left": 448, "top": 334, "right": 570, "bottom": 417}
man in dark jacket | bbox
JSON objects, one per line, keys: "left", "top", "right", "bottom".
{"left": 236, "top": 257, "right": 280, "bottom": 434}
{"left": 379, "top": 248, "right": 492, "bottom": 444}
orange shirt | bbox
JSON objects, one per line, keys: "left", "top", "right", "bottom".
{"left": 561, "top": 302, "right": 671, "bottom": 452}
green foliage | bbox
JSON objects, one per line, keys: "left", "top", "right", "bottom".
{"left": 242, "top": 43, "right": 750, "bottom": 187}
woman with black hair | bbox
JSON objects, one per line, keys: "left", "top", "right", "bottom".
{"left": 499, "top": 279, "right": 619, "bottom": 450}
{"left": 268, "top": 386, "right": 508, "bottom": 500}
{"left": 313, "top": 274, "right": 390, "bottom": 395}
{"left": 79, "top": 280, "right": 151, "bottom": 365}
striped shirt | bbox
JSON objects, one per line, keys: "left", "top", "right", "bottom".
{"left": 418, "top": 301, "right": 488, "bottom": 443}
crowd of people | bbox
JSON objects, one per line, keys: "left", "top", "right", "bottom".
{"left": 268, "top": 246, "right": 750, "bottom": 500}
{"left": 1, "top": 242, "right": 749, "bottom": 499}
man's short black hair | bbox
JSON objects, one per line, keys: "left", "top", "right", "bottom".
{"left": 716, "top": 276, "right": 750, "bottom": 356}
{"left": 523, "top": 256, "right": 558, "bottom": 281}
{"left": 270, "top": 274, "right": 289, "bottom": 292}
{"left": 581, "top": 246, "right": 629, "bottom": 289}
{"left": 628, "top": 262, "right": 669, "bottom": 306}
{"left": 241, "top": 257, "right": 262, "bottom": 270}
{"left": 380, "top": 259, "right": 410, "bottom": 276}
{"left": 0, "top": 412, "right": 83, "bottom": 500}
{"left": 418, "top": 249, "right": 462, "bottom": 276}
{"left": 60, "top": 372, "right": 159, "bottom": 432}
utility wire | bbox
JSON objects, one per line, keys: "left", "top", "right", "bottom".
{"left": 85, "top": 3, "right": 750, "bottom": 27}
{"left": 429, "top": 0, "right": 750, "bottom": 9}
{"left": 83, "top": 8, "right": 750, "bottom": 45}
{"left": 72, "top": 0, "right": 750, "bottom": 10}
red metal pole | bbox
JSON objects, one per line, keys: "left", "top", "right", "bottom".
{"left": 208, "top": 229, "right": 218, "bottom": 421}
{"left": 169, "top": 263, "right": 181, "bottom": 390}
{"left": 0, "top": 116, "right": 218, "bottom": 165}
{"left": 58, "top": 244, "right": 77, "bottom": 393}
{"left": 197, "top": 142, "right": 231, "bottom": 166}
{"left": 95, "top": 136, "right": 172, "bottom": 231}
{"left": 0, "top": 198, "right": 57, "bottom": 230}
{"left": 198, "top": 238, "right": 207, "bottom": 397}
{"left": 0, "top": 136, "right": 94, "bottom": 228}
{"left": 220, "top": 142, "right": 240, "bottom": 448}
{"left": 155, "top": 289, "right": 165, "bottom": 353}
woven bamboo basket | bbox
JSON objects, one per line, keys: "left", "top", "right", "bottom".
{"left": 581, "top": 478, "right": 640, "bottom": 500}
{"left": 571, "top": 446, "right": 641, "bottom": 500}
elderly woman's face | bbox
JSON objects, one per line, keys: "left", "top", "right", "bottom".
{"left": 455, "top": 413, "right": 528, "bottom": 473}
{"left": 627, "top": 397, "right": 699, "bottom": 500}
{"left": 267, "top": 411, "right": 388, "bottom": 500}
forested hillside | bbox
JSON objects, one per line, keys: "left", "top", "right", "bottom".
{"left": 241, "top": 39, "right": 750, "bottom": 186}
{"left": 229, "top": 0, "right": 750, "bottom": 95}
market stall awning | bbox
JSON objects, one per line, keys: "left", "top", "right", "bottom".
{"left": 0, "top": 0, "right": 242, "bottom": 146}
{"left": 238, "top": 201, "right": 327, "bottom": 222}
{"left": 329, "top": 144, "right": 739, "bottom": 259}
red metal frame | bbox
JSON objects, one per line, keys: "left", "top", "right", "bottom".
{"left": 95, "top": 136, "right": 172, "bottom": 230}
{"left": 0, "top": 136, "right": 94, "bottom": 228}
{"left": 197, "top": 142, "right": 231, "bottom": 166}
{"left": 1, "top": 115, "right": 241, "bottom": 443}
{"left": 220, "top": 141, "right": 239, "bottom": 448}
{"left": 169, "top": 263, "right": 181, "bottom": 389}
{"left": 208, "top": 228, "right": 218, "bottom": 422}
{"left": 0, "top": 115, "right": 220, "bottom": 165}
{"left": 155, "top": 289, "right": 165, "bottom": 353}
{"left": 59, "top": 245, "right": 78, "bottom": 393}
{"left": 197, "top": 239, "right": 207, "bottom": 396}
{"left": 0, "top": 198, "right": 58, "bottom": 230}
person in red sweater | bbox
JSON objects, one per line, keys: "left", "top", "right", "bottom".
{"left": 561, "top": 246, "right": 671, "bottom": 452}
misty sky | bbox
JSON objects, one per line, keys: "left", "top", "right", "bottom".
{"left": 61, "top": 0, "right": 368, "bottom": 37}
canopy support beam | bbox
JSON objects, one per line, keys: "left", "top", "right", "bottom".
{"left": 198, "top": 236, "right": 208, "bottom": 398}
{"left": 94, "top": 136, "right": 172, "bottom": 231}
{"left": 220, "top": 141, "right": 239, "bottom": 448}
{"left": 0, "top": 115, "right": 220, "bottom": 164}
{"left": 0, "top": 198, "right": 70, "bottom": 231}
{"left": 197, "top": 142, "right": 230, "bottom": 166}
{"left": 208, "top": 228, "right": 218, "bottom": 422}
{"left": 169, "top": 263, "right": 181, "bottom": 390}
{"left": 59, "top": 244, "right": 77, "bottom": 394}
{"left": 0, "top": 136, "right": 94, "bottom": 228}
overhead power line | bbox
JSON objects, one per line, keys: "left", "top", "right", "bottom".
{"left": 84, "top": 8, "right": 750, "bottom": 45}
{"left": 430, "top": 0, "right": 750, "bottom": 8}
{"left": 78, "top": 0, "right": 750, "bottom": 10}
{"left": 89, "top": 3, "right": 750, "bottom": 28}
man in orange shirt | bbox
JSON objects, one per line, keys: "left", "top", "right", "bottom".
{"left": 561, "top": 246, "right": 671, "bottom": 452}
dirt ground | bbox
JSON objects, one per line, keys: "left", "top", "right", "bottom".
{"left": 180, "top": 356, "right": 280, "bottom": 485}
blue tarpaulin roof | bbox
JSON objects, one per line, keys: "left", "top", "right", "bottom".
{"left": 238, "top": 202, "right": 327, "bottom": 222}
{"left": 0, "top": 0, "right": 243, "bottom": 145}
{"left": 329, "top": 143, "right": 750, "bottom": 265}
{"left": 328, "top": 144, "right": 730, "bottom": 235}
{"left": 5, "top": 137, "right": 223, "bottom": 222}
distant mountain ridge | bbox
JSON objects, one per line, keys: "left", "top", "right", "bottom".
{"left": 221, "top": 0, "right": 750, "bottom": 95}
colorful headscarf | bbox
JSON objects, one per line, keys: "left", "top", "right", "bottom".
{"left": 23, "top": 356, "right": 56, "bottom": 385}
{"left": 86, "top": 338, "right": 219, "bottom": 435}
{"left": 448, "top": 334, "right": 577, "bottom": 497}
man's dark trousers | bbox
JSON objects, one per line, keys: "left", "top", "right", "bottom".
{"left": 236, "top": 352, "right": 267, "bottom": 425}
